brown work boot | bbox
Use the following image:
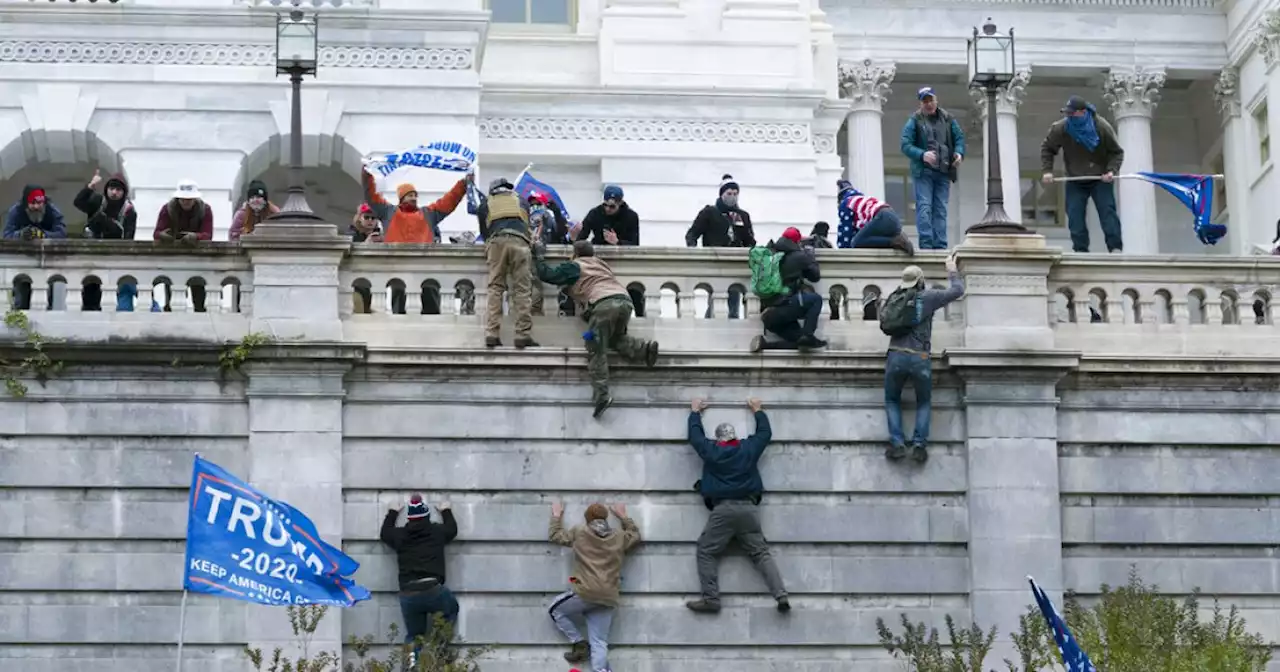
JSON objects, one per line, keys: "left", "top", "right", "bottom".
{"left": 685, "top": 598, "right": 721, "bottom": 613}
{"left": 890, "top": 233, "right": 915, "bottom": 256}
{"left": 563, "top": 640, "right": 588, "bottom": 663}
{"left": 485, "top": 336, "right": 501, "bottom": 348}
{"left": 514, "top": 337, "right": 539, "bottom": 349}
{"left": 644, "top": 341, "right": 659, "bottom": 367}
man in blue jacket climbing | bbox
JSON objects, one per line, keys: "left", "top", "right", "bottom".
{"left": 684, "top": 397, "right": 789, "bottom": 615}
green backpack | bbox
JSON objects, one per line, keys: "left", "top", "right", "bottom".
{"left": 748, "top": 245, "right": 787, "bottom": 300}
{"left": 879, "top": 285, "right": 923, "bottom": 336}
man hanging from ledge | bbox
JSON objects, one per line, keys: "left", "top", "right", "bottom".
{"left": 381, "top": 494, "right": 459, "bottom": 668}
{"left": 548, "top": 501, "right": 641, "bottom": 672}
{"left": 4, "top": 184, "right": 67, "bottom": 241}
{"left": 684, "top": 397, "right": 789, "bottom": 615}
{"left": 534, "top": 239, "right": 659, "bottom": 418}
{"left": 360, "top": 165, "right": 469, "bottom": 244}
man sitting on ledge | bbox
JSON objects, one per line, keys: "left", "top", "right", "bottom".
{"left": 535, "top": 240, "right": 659, "bottom": 419}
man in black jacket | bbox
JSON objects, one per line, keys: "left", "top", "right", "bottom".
{"left": 687, "top": 175, "right": 755, "bottom": 318}
{"left": 73, "top": 169, "right": 136, "bottom": 240}
{"left": 380, "top": 494, "right": 459, "bottom": 661}
{"left": 577, "top": 184, "right": 639, "bottom": 246}
{"left": 752, "top": 227, "right": 826, "bottom": 352}
{"left": 684, "top": 397, "right": 789, "bottom": 614}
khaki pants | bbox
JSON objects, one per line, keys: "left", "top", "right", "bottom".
{"left": 586, "top": 296, "right": 651, "bottom": 404}
{"left": 485, "top": 233, "right": 534, "bottom": 339}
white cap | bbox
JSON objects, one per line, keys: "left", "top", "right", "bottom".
{"left": 173, "top": 179, "right": 202, "bottom": 200}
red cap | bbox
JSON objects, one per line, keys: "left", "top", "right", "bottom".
{"left": 359, "top": 203, "right": 374, "bottom": 215}
{"left": 527, "top": 191, "right": 548, "bottom": 205}
{"left": 27, "top": 189, "right": 45, "bottom": 205}
{"left": 781, "top": 227, "right": 802, "bottom": 243}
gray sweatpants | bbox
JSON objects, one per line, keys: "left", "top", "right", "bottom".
{"left": 696, "top": 499, "right": 787, "bottom": 603}
{"left": 549, "top": 590, "right": 615, "bottom": 671}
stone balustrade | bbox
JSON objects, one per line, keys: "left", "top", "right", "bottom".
{"left": 1, "top": 235, "right": 1277, "bottom": 360}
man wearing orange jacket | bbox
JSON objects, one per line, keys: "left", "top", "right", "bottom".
{"left": 360, "top": 167, "right": 470, "bottom": 244}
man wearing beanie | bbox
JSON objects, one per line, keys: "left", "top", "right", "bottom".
{"left": 534, "top": 239, "right": 660, "bottom": 418}
{"left": 4, "top": 184, "right": 67, "bottom": 242}
{"left": 577, "top": 184, "right": 640, "bottom": 246}
{"left": 685, "top": 397, "right": 790, "bottom": 615}
{"left": 835, "top": 179, "right": 915, "bottom": 254}
{"left": 75, "top": 169, "right": 136, "bottom": 240}
{"left": 380, "top": 494, "right": 459, "bottom": 663}
{"left": 360, "top": 164, "right": 469, "bottom": 244}
{"left": 752, "top": 226, "right": 826, "bottom": 352}
{"left": 229, "top": 180, "right": 280, "bottom": 241}
{"left": 548, "top": 500, "right": 641, "bottom": 671}
{"left": 687, "top": 174, "right": 755, "bottom": 318}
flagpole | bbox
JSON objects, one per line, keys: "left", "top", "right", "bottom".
{"left": 175, "top": 589, "right": 189, "bottom": 672}
{"left": 1053, "top": 173, "right": 1224, "bottom": 182}
{"left": 515, "top": 162, "right": 534, "bottom": 184}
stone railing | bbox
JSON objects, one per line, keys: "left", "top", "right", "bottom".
{"left": 3, "top": 234, "right": 1280, "bottom": 359}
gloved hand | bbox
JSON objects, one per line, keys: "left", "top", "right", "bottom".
{"left": 180, "top": 232, "right": 199, "bottom": 245}
{"left": 21, "top": 227, "right": 44, "bottom": 241}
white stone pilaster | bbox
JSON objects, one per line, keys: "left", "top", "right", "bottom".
{"left": 1104, "top": 66, "right": 1166, "bottom": 255}
{"left": 838, "top": 58, "right": 895, "bottom": 200}
{"left": 1215, "top": 67, "right": 1253, "bottom": 256}
{"left": 813, "top": 98, "right": 851, "bottom": 224}
{"left": 969, "top": 68, "right": 1032, "bottom": 221}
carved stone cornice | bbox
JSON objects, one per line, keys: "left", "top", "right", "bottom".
{"left": 968, "top": 67, "right": 1032, "bottom": 120}
{"left": 0, "top": 40, "right": 473, "bottom": 70}
{"left": 1214, "top": 66, "right": 1241, "bottom": 120}
{"left": 812, "top": 134, "right": 837, "bottom": 154}
{"left": 1254, "top": 10, "right": 1280, "bottom": 69}
{"left": 478, "top": 117, "right": 811, "bottom": 144}
{"left": 1103, "top": 66, "right": 1166, "bottom": 121}
{"left": 838, "top": 58, "right": 896, "bottom": 113}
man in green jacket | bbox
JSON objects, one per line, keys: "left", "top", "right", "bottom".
{"left": 1040, "top": 95, "right": 1126, "bottom": 253}
{"left": 534, "top": 240, "right": 659, "bottom": 419}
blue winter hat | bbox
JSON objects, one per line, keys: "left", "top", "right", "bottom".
{"left": 406, "top": 494, "right": 430, "bottom": 520}
{"left": 918, "top": 86, "right": 937, "bottom": 100}
{"left": 603, "top": 185, "right": 624, "bottom": 201}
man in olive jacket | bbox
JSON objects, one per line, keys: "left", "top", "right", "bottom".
{"left": 684, "top": 397, "right": 789, "bottom": 615}
{"left": 1041, "top": 95, "right": 1126, "bottom": 253}
{"left": 548, "top": 501, "right": 642, "bottom": 671}
{"left": 535, "top": 239, "right": 660, "bottom": 419}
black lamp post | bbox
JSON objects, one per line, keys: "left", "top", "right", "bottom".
{"left": 268, "top": 9, "right": 324, "bottom": 222}
{"left": 966, "top": 19, "right": 1031, "bottom": 235}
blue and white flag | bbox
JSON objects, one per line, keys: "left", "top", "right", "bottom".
{"left": 182, "top": 455, "right": 371, "bottom": 607}
{"left": 515, "top": 170, "right": 572, "bottom": 221}
{"left": 1029, "top": 576, "right": 1097, "bottom": 672}
{"left": 364, "top": 141, "right": 477, "bottom": 178}
{"left": 1133, "top": 172, "right": 1226, "bottom": 246}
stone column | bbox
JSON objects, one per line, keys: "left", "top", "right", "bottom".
{"left": 950, "top": 233, "right": 1076, "bottom": 664}
{"left": 1215, "top": 67, "right": 1254, "bottom": 256}
{"left": 1104, "top": 66, "right": 1167, "bottom": 255}
{"left": 969, "top": 69, "right": 1033, "bottom": 219}
{"left": 838, "top": 58, "right": 895, "bottom": 200}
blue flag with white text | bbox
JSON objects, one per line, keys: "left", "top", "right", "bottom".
{"left": 515, "top": 171, "right": 572, "bottom": 221}
{"left": 1133, "top": 172, "right": 1226, "bottom": 246}
{"left": 1030, "top": 577, "right": 1097, "bottom": 672}
{"left": 182, "top": 455, "right": 371, "bottom": 607}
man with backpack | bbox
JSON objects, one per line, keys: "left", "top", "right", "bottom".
{"left": 878, "top": 252, "right": 964, "bottom": 462}
{"left": 749, "top": 227, "right": 825, "bottom": 352}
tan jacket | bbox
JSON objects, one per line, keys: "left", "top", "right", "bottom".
{"left": 549, "top": 514, "right": 641, "bottom": 607}
{"left": 570, "top": 257, "right": 629, "bottom": 306}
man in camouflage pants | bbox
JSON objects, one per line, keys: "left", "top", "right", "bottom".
{"left": 535, "top": 240, "right": 660, "bottom": 419}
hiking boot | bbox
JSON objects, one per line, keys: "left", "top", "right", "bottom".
{"left": 563, "top": 640, "right": 589, "bottom": 663}
{"left": 776, "top": 596, "right": 792, "bottom": 613}
{"left": 797, "top": 335, "right": 827, "bottom": 350}
{"left": 514, "top": 337, "right": 539, "bottom": 349}
{"left": 685, "top": 599, "right": 722, "bottom": 614}
{"left": 484, "top": 336, "right": 501, "bottom": 348}
{"left": 750, "top": 335, "right": 765, "bottom": 353}
{"left": 593, "top": 396, "right": 613, "bottom": 419}
{"left": 885, "top": 443, "right": 907, "bottom": 461}
{"left": 911, "top": 443, "right": 929, "bottom": 464}
{"left": 644, "top": 341, "right": 659, "bottom": 367}
{"left": 890, "top": 233, "right": 915, "bottom": 256}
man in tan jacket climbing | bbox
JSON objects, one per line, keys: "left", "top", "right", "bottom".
{"left": 548, "top": 501, "right": 642, "bottom": 672}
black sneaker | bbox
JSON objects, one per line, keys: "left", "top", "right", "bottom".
{"left": 776, "top": 596, "right": 791, "bottom": 613}
{"left": 890, "top": 233, "right": 916, "bottom": 256}
{"left": 644, "top": 341, "right": 659, "bottom": 367}
{"left": 593, "top": 396, "right": 613, "bottom": 419}
{"left": 885, "top": 443, "right": 907, "bottom": 460}
{"left": 484, "top": 336, "right": 501, "bottom": 348}
{"left": 685, "top": 599, "right": 721, "bottom": 613}
{"left": 911, "top": 443, "right": 929, "bottom": 463}
{"left": 797, "top": 335, "right": 828, "bottom": 350}
{"left": 514, "top": 337, "right": 539, "bottom": 349}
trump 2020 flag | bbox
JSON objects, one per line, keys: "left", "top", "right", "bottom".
{"left": 515, "top": 170, "right": 572, "bottom": 221}
{"left": 1134, "top": 172, "right": 1227, "bottom": 246}
{"left": 1029, "top": 576, "right": 1097, "bottom": 672}
{"left": 183, "top": 455, "right": 371, "bottom": 607}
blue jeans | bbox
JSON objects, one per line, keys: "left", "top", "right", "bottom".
{"left": 884, "top": 350, "right": 932, "bottom": 447}
{"left": 762, "top": 291, "right": 821, "bottom": 344}
{"left": 851, "top": 210, "right": 903, "bottom": 249}
{"left": 1065, "top": 180, "right": 1123, "bottom": 253}
{"left": 400, "top": 585, "right": 460, "bottom": 651}
{"left": 913, "top": 170, "right": 951, "bottom": 249}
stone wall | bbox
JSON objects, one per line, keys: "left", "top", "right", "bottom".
{"left": 1, "top": 233, "right": 1280, "bottom": 671}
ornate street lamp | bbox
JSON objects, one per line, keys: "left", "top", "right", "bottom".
{"left": 966, "top": 19, "right": 1031, "bottom": 235}
{"left": 268, "top": 9, "right": 323, "bottom": 221}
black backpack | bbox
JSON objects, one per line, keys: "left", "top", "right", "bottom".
{"left": 879, "top": 286, "right": 923, "bottom": 337}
